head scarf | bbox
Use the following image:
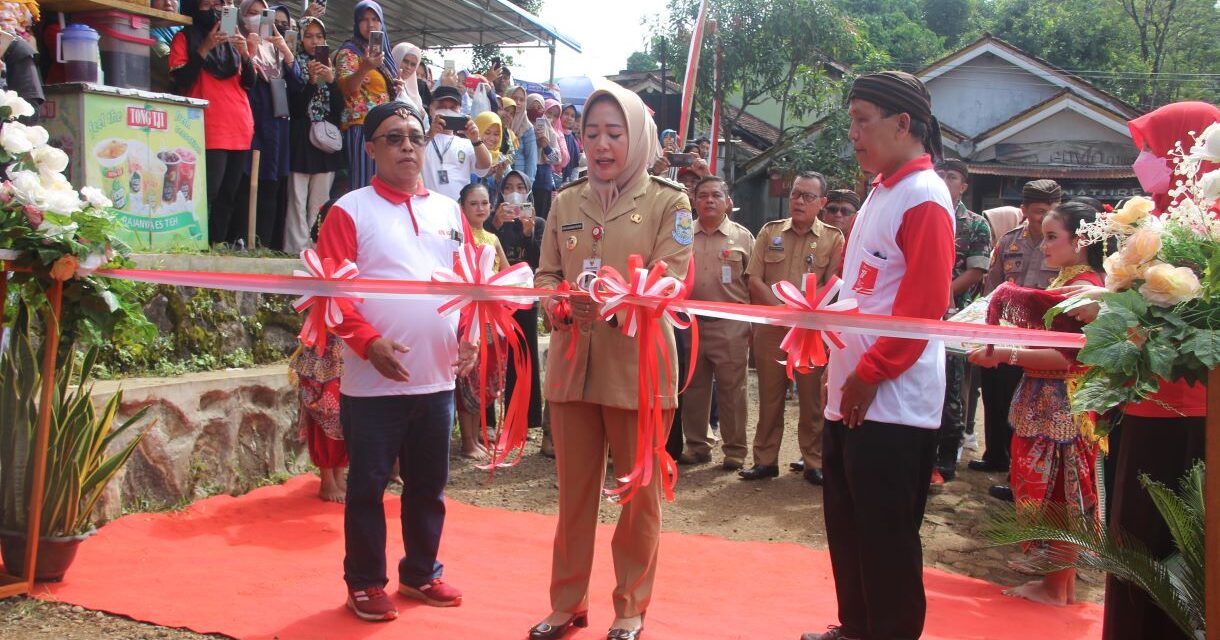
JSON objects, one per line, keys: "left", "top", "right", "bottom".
{"left": 1022, "top": 179, "right": 1062, "bottom": 204}
{"left": 496, "top": 169, "right": 532, "bottom": 207}
{"left": 238, "top": 0, "right": 283, "bottom": 81}
{"left": 180, "top": 0, "right": 239, "bottom": 80}
{"left": 508, "top": 85, "right": 530, "bottom": 137}
{"left": 1128, "top": 101, "right": 1220, "bottom": 211}
{"left": 473, "top": 111, "right": 504, "bottom": 163}
{"left": 390, "top": 41, "right": 424, "bottom": 112}
{"left": 363, "top": 100, "right": 426, "bottom": 138}
{"left": 340, "top": 0, "right": 397, "bottom": 81}
{"left": 527, "top": 93, "right": 559, "bottom": 155}
{"left": 849, "top": 71, "right": 943, "bottom": 162}
{"left": 581, "top": 81, "right": 659, "bottom": 213}
{"left": 298, "top": 17, "right": 332, "bottom": 122}
{"left": 544, "top": 97, "right": 570, "bottom": 172}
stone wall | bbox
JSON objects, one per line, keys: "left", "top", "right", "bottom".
{"left": 90, "top": 364, "right": 306, "bottom": 524}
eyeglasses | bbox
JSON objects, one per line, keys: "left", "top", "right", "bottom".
{"left": 789, "top": 189, "right": 824, "bottom": 204}
{"left": 823, "top": 204, "right": 856, "bottom": 216}
{"left": 372, "top": 132, "right": 427, "bottom": 147}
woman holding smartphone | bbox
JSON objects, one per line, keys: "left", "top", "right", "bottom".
{"left": 238, "top": 0, "right": 303, "bottom": 250}
{"left": 170, "top": 0, "right": 255, "bottom": 246}
{"left": 284, "top": 16, "right": 344, "bottom": 253}
{"left": 335, "top": 0, "right": 402, "bottom": 189}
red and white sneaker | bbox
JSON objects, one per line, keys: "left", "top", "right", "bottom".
{"left": 347, "top": 586, "right": 399, "bottom": 621}
{"left": 399, "top": 578, "right": 463, "bottom": 607}
{"left": 929, "top": 468, "right": 946, "bottom": 493}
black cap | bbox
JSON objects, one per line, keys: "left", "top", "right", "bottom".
{"left": 364, "top": 101, "right": 425, "bottom": 138}
{"left": 432, "top": 85, "right": 462, "bottom": 106}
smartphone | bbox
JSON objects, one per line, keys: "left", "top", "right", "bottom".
{"left": 520, "top": 202, "right": 535, "bottom": 219}
{"left": 367, "top": 30, "right": 384, "bottom": 57}
{"left": 441, "top": 114, "right": 470, "bottom": 132}
{"left": 258, "top": 9, "right": 276, "bottom": 37}
{"left": 444, "top": 59, "right": 455, "bottom": 72}
{"left": 666, "top": 152, "right": 695, "bottom": 168}
{"left": 313, "top": 44, "right": 330, "bottom": 64}
{"left": 284, "top": 29, "right": 297, "bottom": 50}
{"left": 219, "top": 5, "right": 238, "bottom": 36}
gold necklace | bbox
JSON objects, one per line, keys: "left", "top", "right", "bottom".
{"left": 1049, "top": 264, "right": 1093, "bottom": 289}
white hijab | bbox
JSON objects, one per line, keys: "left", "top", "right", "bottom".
{"left": 391, "top": 42, "right": 423, "bottom": 112}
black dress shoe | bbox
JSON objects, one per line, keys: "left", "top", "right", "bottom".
{"left": 803, "top": 468, "right": 824, "bottom": 485}
{"left": 738, "top": 464, "right": 780, "bottom": 480}
{"left": 789, "top": 459, "right": 805, "bottom": 472}
{"left": 988, "top": 485, "right": 1014, "bottom": 502}
{"left": 967, "top": 459, "right": 1008, "bottom": 473}
{"left": 529, "top": 612, "right": 588, "bottom": 639}
{"left": 800, "top": 625, "right": 860, "bottom": 640}
{"left": 607, "top": 613, "right": 645, "bottom": 640}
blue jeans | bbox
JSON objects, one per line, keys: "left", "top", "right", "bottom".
{"left": 340, "top": 391, "right": 453, "bottom": 590}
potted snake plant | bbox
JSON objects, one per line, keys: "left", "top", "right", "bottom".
{"left": 0, "top": 303, "right": 147, "bottom": 582}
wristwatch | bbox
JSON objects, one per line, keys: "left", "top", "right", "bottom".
{"left": 472, "top": 139, "right": 484, "bottom": 146}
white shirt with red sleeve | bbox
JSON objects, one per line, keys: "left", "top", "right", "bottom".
{"left": 316, "top": 176, "right": 464, "bottom": 398}
{"left": 825, "top": 154, "right": 956, "bottom": 429}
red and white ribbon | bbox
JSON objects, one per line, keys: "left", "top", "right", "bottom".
{"left": 586, "top": 258, "right": 690, "bottom": 337}
{"left": 432, "top": 243, "right": 534, "bottom": 344}
{"left": 771, "top": 274, "right": 857, "bottom": 378}
{"left": 292, "top": 249, "right": 360, "bottom": 353}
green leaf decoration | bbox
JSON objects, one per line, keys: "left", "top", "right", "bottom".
{"left": 1043, "top": 296, "right": 1096, "bottom": 328}
{"left": 1181, "top": 329, "right": 1220, "bottom": 368}
{"left": 1078, "top": 308, "right": 1142, "bottom": 375}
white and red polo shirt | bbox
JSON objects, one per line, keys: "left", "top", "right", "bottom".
{"left": 825, "top": 154, "right": 956, "bottom": 429}
{"left": 316, "top": 176, "right": 466, "bottom": 398}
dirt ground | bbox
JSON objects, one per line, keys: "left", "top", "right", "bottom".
{"left": 0, "top": 371, "right": 1103, "bottom": 639}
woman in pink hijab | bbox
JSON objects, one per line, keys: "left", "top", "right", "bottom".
{"left": 544, "top": 97, "right": 569, "bottom": 175}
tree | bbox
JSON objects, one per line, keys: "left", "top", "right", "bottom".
{"left": 841, "top": 0, "right": 948, "bottom": 67}
{"left": 625, "top": 50, "right": 659, "bottom": 72}
{"left": 923, "top": 0, "right": 975, "bottom": 47}
{"left": 1118, "top": 0, "right": 1220, "bottom": 107}
{"left": 466, "top": 0, "right": 545, "bottom": 74}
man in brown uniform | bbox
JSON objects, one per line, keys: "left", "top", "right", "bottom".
{"left": 968, "top": 179, "right": 1060, "bottom": 502}
{"left": 740, "top": 171, "right": 844, "bottom": 484}
{"left": 677, "top": 176, "right": 755, "bottom": 470}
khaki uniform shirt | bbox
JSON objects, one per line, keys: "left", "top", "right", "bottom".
{"left": 690, "top": 215, "right": 754, "bottom": 305}
{"left": 983, "top": 222, "right": 1058, "bottom": 293}
{"left": 745, "top": 217, "right": 845, "bottom": 294}
{"left": 536, "top": 176, "right": 693, "bottom": 409}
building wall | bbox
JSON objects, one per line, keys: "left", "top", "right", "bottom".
{"left": 927, "top": 53, "right": 1061, "bottom": 137}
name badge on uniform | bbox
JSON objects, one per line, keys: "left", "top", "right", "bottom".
{"left": 721, "top": 264, "right": 733, "bottom": 284}
{"left": 437, "top": 169, "right": 449, "bottom": 185}
{"left": 582, "top": 257, "right": 602, "bottom": 273}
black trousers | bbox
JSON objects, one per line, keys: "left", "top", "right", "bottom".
{"left": 978, "top": 363, "right": 1024, "bottom": 469}
{"left": 823, "top": 419, "right": 938, "bottom": 640}
{"left": 205, "top": 149, "right": 249, "bottom": 245}
{"left": 1102, "top": 415, "right": 1205, "bottom": 640}
{"left": 504, "top": 304, "right": 543, "bottom": 427}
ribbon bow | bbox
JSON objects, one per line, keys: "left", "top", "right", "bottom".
{"left": 771, "top": 274, "right": 857, "bottom": 379}
{"left": 581, "top": 255, "right": 690, "bottom": 504}
{"left": 292, "top": 249, "right": 361, "bottom": 354}
{"left": 432, "top": 242, "right": 535, "bottom": 470}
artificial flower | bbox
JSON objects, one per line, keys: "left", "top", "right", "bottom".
{"left": 1121, "top": 228, "right": 1162, "bottom": 265}
{"left": 1188, "top": 122, "right": 1220, "bottom": 162}
{"left": 1139, "top": 263, "right": 1202, "bottom": 307}
{"left": 1103, "top": 252, "right": 1144, "bottom": 291}
{"left": 1198, "top": 169, "right": 1220, "bottom": 201}
{"left": 79, "top": 185, "right": 112, "bottom": 209}
{"left": 0, "top": 90, "right": 35, "bottom": 119}
{"left": 30, "top": 144, "right": 69, "bottom": 177}
{"left": 49, "top": 254, "right": 79, "bottom": 281}
{"left": 21, "top": 203, "right": 42, "bottom": 228}
{"left": 1108, "top": 196, "right": 1155, "bottom": 227}
{"left": 7, "top": 169, "right": 44, "bottom": 205}
{"left": 42, "top": 187, "right": 83, "bottom": 215}
{"left": 0, "top": 120, "right": 33, "bottom": 154}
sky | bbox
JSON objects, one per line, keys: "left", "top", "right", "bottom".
{"left": 439, "top": 0, "right": 666, "bottom": 84}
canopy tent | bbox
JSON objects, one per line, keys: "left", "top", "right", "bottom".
{"left": 320, "top": 0, "right": 580, "bottom": 81}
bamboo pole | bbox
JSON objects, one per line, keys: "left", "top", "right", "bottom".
{"left": 1207, "top": 368, "right": 1219, "bottom": 640}
{"left": 247, "top": 149, "right": 261, "bottom": 249}
{"left": 21, "top": 278, "right": 63, "bottom": 588}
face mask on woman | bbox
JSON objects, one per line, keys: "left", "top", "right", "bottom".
{"left": 1132, "top": 149, "right": 1172, "bottom": 194}
{"left": 503, "top": 191, "right": 528, "bottom": 205}
{"left": 242, "top": 16, "right": 261, "bottom": 33}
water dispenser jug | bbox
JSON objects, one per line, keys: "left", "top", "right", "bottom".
{"left": 58, "top": 24, "right": 101, "bottom": 83}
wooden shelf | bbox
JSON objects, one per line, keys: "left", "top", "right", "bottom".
{"left": 40, "top": 0, "right": 192, "bottom": 25}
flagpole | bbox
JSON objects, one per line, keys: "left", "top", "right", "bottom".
{"left": 677, "top": 0, "right": 711, "bottom": 145}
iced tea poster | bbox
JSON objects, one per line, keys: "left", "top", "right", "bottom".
{"left": 46, "top": 91, "right": 209, "bottom": 249}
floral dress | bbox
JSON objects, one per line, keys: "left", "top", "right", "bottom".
{"left": 289, "top": 335, "right": 347, "bottom": 468}
{"left": 1007, "top": 266, "right": 1104, "bottom": 538}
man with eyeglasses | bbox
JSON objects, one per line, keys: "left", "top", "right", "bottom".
{"left": 741, "top": 171, "right": 844, "bottom": 484}
{"left": 317, "top": 101, "right": 478, "bottom": 623}
{"left": 819, "top": 189, "right": 860, "bottom": 241}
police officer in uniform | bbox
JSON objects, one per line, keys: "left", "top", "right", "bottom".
{"left": 531, "top": 82, "right": 691, "bottom": 640}
{"left": 968, "top": 179, "right": 1061, "bottom": 502}
{"left": 677, "top": 175, "right": 755, "bottom": 470}
{"left": 740, "top": 171, "right": 844, "bottom": 484}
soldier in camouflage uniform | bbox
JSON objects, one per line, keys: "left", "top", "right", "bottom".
{"left": 933, "top": 160, "right": 992, "bottom": 484}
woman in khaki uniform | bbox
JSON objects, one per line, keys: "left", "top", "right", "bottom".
{"left": 529, "top": 82, "right": 692, "bottom": 640}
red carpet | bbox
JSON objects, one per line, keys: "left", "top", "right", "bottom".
{"left": 17, "top": 476, "right": 1101, "bottom": 639}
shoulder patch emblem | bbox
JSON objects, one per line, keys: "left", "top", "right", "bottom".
{"left": 673, "top": 210, "right": 694, "bottom": 245}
